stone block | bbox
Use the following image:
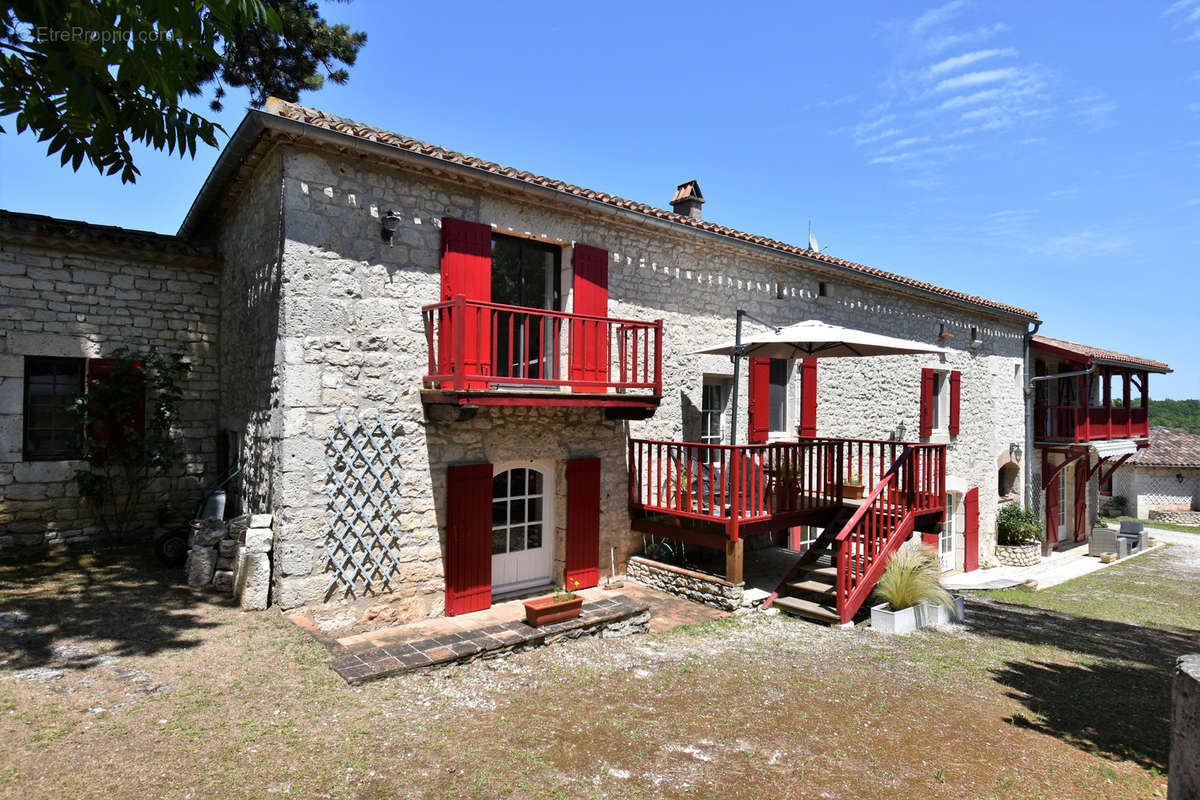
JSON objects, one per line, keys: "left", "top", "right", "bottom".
{"left": 216, "top": 556, "right": 235, "bottom": 571}
{"left": 245, "top": 526, "right": 273, "bottom": 553}
{"left": 186, "top": 547, "right": 216, "bottom": 587}
{"left": 1171, "top": 654, "right": 1200, "bottom": 800}
{"left": 239, "top": 551, "right": 271, "bottom": 611}
{"left": 218, "top": 538, "right": 239, "bottom": 559}
{"left": 249, "top": 513, "right": 273, "bottom": 528}
{"left": 212, "top": 570, "right": 235, "bottom": 593}
{"left": 189, "top": 518, "right": 226, "bottom": 547}
{"left": 273, "top": 573, "right": 327, "bottom": 610}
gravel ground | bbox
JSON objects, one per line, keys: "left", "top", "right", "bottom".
{"left": 1, "top": 541, "right": 1195, "bottom": 799}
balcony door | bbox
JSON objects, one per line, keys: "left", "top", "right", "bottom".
{"left": 491, "top": 235, "right": 561, "bottom": 382}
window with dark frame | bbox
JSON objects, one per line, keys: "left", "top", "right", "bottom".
{"left": 769, "top": 359, "right": 788, "bottom": 433}
{"left": 23, "top": 357, "right": 84, "bottom": 461}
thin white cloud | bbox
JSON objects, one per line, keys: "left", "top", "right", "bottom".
{"left": 910, "top": 1, "right": 969, "bottom": 35}
{"left": 1165, "top": 0, "right": 1200, "bottom": 41}
{"left": 925, "top": 23, "right": 1009, "bottom": 54}
{"left": 926, "top": 48, "right": 1017, "bottom": 77}
{"left": 935, "top": 68, "right": 1021, "bottom": 93}
{"left": 936, "top": 88, "right": 1006, "bottom": 110}
{"left": 856, "top": 128, "right": 903, "bottom": 145}
{"left": 1035, "top": 231, "right": 1131, "bottom": 258}
{"left": 853, "top": 114, "right": 897, "bottom": 136}
{"left": 1049, "top": 188, "right": 1079, "bottom": 197}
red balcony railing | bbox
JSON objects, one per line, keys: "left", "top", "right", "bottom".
{"left": 422, "top": 294, "right": 663, "bottom": 396}
{"left": 1034, "top": 404, "right": 1148, "bottom": 442}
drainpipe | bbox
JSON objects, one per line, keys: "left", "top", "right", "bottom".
{"left": 1022, "top": 320, "right": 1042, "bottom": 509}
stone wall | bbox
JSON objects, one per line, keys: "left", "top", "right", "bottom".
{"left": 242, "top": 144, "right": 1033, "bottom": 612}
{"left": 214, "top": 150, "right": 286, "bottom": 517}
{"left": 627, "top": 556, "right": 744, "bottom": 611}
{"left": 0, "top": 238, "right": 220, "bottom": 549}
{"left": 1170, "top": 654, "right": 1200, "bottom": 800}
{"left": 1114, "top": 466, "right": 1200, "bottom": 519}
{"left": 1150, "top": 510, "right": 1200, "bottom": 526}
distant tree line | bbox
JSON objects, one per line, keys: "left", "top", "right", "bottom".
{"left": 1149, "top": 399, "right": 1200, "bottom": 434}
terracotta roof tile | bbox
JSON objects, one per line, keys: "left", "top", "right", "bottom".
{"left": 1130, "top": 427, "right": 1200, "bottom": 467}
{"left": 1031, "top": 334, "right": 1171, "bottom": 372}
{"left": 263, "top": 99, "right": 1039, "bottom": 320}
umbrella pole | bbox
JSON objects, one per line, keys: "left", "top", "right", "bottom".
{"left": 729, "top": 309, "right": 745, "bottom": 447}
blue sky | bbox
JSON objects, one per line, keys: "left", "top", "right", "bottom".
{"left": 1, "top": 1, "right": 1197, "bottom": 397}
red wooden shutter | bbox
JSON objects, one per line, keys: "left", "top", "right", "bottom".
{"left": 440, "top": 218, "right": 493, "bottom": 389}
{"left": 948, "top": 370, "right": 961, "bottom": 436}
{"left": 1074, "top": 460, "right": 1088, "bottom": 542}
{"left": 1044, "top": 462, "right": 1059, "bottom": 545}
{"left": 919, "top": 368, "right": 935, "bottom": 438}
{"left": 444, "top": 462, "right": 494, "bottom": 616}
{"left": 963, "top": 488, "right": 979, "bottom": 572}
{"left": 747, "top": 357, "right": 770, "bottom": 443}
{"left": 86, "top": 358, "right": 146, "bottom": 455}
{"left": 565, "top": 457, "right": 602, "bottom": 590}
{"left": 799, "top": 358, "right": 817, "bottom": 438}
{"left": 570, "top": 244, "right": 609, "bottom": 390}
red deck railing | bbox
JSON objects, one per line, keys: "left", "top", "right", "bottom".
{"left": 422, "top": 294, "right": 663, "bottom": 395}
{"left": 833, "top": 444, "right": 945, "bottom": 623}
{"left": 628, "top": 437, "right": 945, "bottom": 543}
{"left": 1034, "top": 404, "right": 1148, "bottom": 442}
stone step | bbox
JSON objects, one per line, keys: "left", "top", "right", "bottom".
{"left": 772, "top": 595, "right": 841, "bottom": 624}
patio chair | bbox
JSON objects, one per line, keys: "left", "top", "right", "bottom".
{"left": 1119, "top": 519, "right": 1149, "bottom": 550}
{"left": 1089, "top": 527, "right": 1130, "bottom": 559}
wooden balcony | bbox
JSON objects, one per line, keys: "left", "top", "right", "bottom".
{"left": 1034, "top": 404, "right": 1149, "bottom": 443}
{"left": 628, "top": 437, "right": 946, "bottom": 543}
{"left": 421, "top": 295, "right": 663, "bottom": 418}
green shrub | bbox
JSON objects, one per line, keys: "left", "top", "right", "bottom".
{"left": 996, "top": 502, "right": 1044, "bottom": 546}
{"left": 872, "top": 545, "right": 952, "bottom": 611}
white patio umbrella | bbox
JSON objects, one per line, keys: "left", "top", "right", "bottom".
{"left": 695, "top": 318, "right": 951, "bottom": 360}
{"left": 696, "top": 313, "right": 950, "bottom": 445}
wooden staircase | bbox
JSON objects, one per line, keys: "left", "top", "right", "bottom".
{"left": 767, "top": 445, "right": 945, "bottom": 625}
{"left": 771, "top": 508, "right": 852, "bottom": 625}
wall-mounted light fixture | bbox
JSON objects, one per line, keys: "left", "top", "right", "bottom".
{"left": 1010, "top": 443, "right": 1022, "bottom": 462}
{"left": 381, "top": 209, "right": 401, "bottom": 246}
{"left": 938, "top": 323, "right": 955, "bottom": 340}
{"left": 1178, "top": 473, "right": 1186, "bottom": 484}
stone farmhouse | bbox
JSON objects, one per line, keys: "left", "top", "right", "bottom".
{"left": 0, "top": 100, "right": 1172, "bottom": 625}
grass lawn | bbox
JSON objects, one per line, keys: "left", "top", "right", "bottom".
{"left": 1100, "top": 516, "right": 1200, "bottom": 535}
{"left": 2, "top": 543, "right": 1198, "bottom": 799}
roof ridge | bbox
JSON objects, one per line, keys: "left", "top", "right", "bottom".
{"left": 261, "top": 98, "right": 1040, "bottom": 320}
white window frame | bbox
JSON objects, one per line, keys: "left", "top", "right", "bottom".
{"left": 928, "top": 367, "right": 951, "bottom": 437}
{"left": 700, "top": 377, "right": 731, "bottom": 448}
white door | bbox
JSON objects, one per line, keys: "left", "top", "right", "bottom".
{"left": 491, "top": 464, "right": 554, "bottom": 594}
{"left": 939, "top": 494, "right": 956, "bottom": 572}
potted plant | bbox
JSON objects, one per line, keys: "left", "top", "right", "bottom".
{"left": 827, "top": 472, "right": 865, "bottom": 500}
{"left": 869, "top": 546, "right": 958, "bottom": 634}
{"left": 523, "top": 579, "right": 584, "bottom": 627}
{"left": 773, "top": 462, "right": 801, "bottom": 511}
{"left": 995, "top": 503, "right": 1044, "bottom": 567}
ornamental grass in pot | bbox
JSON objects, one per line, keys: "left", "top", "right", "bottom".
{"left": 870, "top": 545, "right": 957, "bottom": 633}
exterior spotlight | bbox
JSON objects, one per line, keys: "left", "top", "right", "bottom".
{"left": 381, "top": 209, "right": 401, "bottom": 246}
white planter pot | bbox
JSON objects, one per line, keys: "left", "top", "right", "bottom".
{"left": 871, "top": 596, "right": 964, "bottom": 633}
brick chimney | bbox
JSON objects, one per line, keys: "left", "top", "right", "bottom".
{"left": 670, "top": 180, "right": 704, "bottom": 220}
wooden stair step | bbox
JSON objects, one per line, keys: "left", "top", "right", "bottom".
{"left": 773, "top": 596, "right": 841, "bottom": 624}
{"left": 786, "top": 577, "right": 836, "bottom": 595}
{"left": 795, "top": 563, "right": 838, "bottom": 579}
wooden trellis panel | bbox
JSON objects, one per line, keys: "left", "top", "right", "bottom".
{"left": 324, "top": 413, "right": 406, "bottom": 596}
